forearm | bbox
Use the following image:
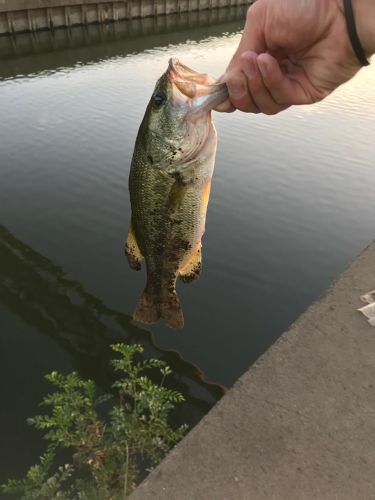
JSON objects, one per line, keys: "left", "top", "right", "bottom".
{"left": 353, "top": 0, "right": 375, "bottom": 57}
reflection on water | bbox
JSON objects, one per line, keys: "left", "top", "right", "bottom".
{"left": 0, "top": 223, "right": 225, "bottom": 409}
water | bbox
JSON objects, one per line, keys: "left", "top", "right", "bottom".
{"left": 1, "top": 7, "right": 375, "bottom": 485}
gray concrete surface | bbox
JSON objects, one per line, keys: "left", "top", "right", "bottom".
{"left": 131, "top": 241, "right": 375, "bottom": 500}
{"left": 0, "top": 0, "right": 252, "bottom": 35}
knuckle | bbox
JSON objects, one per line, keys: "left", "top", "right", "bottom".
{"left": 239, "top": 51, "right": 252, "bottom": 63}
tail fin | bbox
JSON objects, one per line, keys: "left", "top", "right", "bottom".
{"left": 133, "top": 291, "right": 161, "bottom": 325}
{"left": 160, "top": 291, "right": 184, "bottom": 329}
{"left": 133, "top": 289, "right": 184, "bottom": 329}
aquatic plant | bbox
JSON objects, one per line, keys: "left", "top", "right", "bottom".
{"left": 1, "top": 343, "right": 186, "bottom": 499}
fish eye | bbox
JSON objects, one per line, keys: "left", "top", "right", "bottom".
{"left": 153, "top": 91, "right": 167, "bottom": 107}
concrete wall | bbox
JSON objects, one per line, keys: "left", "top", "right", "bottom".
{"left": 0, "top": 0, "right": 252, "bottom": 35}
{"left": 0, "top": 6, "right": 247, "bottom": 63}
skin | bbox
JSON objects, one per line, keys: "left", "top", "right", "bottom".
{"left": 217, "top": 0, "right": 375, "bottom": 114}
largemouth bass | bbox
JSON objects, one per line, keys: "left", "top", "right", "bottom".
{"left": 126, "top": 58, "right": 228, "bottom": 329}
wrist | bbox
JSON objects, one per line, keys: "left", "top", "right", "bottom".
{"left": 353, "top": 0, "right": 375, "bottom": 57}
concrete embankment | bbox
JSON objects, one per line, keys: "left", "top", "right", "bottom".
{"left": 0, "top": 6, "right": 248, "bottom": 62}
{"left": 131, "top": 241, "right": 375, "bottom": 500}
{"left": 0, "top": 0, "right": 251, "bottom": 35}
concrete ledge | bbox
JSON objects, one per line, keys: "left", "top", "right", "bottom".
{"left": 131, "top": 241, "right": 375, "bottom": 500}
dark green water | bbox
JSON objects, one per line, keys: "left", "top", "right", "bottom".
{"left": 1, "top": 6, "right": 375, "bottom": 486}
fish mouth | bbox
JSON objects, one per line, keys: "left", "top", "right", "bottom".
{"left": 168, "top": 57, "right": 214, "bottom": 85}
{"left": 167, "top": 57, "right": 228, "bottom": 112}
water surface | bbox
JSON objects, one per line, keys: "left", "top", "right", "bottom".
{"left": 1, "top": 7, "right": 375, "bottom": 485}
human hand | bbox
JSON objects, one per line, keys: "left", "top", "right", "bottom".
{"left": 217, "top": 0, "right": 375, "bottom": 114}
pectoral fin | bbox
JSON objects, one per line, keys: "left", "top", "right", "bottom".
{"left": 125, "top": 224, "right": 144, "bottom": 271}
{"left": 179, "top": 244, "right": 202, "bottom": 283}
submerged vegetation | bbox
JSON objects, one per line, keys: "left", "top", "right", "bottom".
{"left": 1, "top": 343, "right": 186, "bottom": 499}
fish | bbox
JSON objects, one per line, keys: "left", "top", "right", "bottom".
{"left": 125, "top": 57, "right": 228, "bottom": 329}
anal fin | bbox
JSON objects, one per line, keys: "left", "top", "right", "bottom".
{"left": 125, "top": 224, "right": 144, "bottom": 271}
{"left": 179, "top": 244, "right": 202, "bottom": 283}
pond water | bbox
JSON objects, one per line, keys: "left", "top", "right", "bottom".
{"left": 1, "top": 6, "right": 375, "bottom": 486}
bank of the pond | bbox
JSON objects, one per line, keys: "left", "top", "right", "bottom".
{"left": 131, "top": 240, "right": 375, "bottom": 500}
{"left": 0, "top": 0, "right": 252, "bottom": 35}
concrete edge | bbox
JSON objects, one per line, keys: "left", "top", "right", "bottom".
{"left": 130, "top": 240, "right": 375, "bottom": 500}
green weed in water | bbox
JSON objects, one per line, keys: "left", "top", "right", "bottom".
{"left": 1, "top": 343, "right": 186, "bottom": 499}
